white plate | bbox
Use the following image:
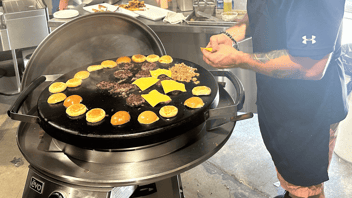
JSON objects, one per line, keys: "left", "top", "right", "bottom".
{"left": 53, "top": 10, "right": 79, "bottom": 19}
{"left": 84, "top": 3, "right": 139, "bottom": 18}
{"left": 133, "top": 4, "right": 173, "bottom": 21}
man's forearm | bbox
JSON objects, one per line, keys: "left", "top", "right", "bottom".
{"left": 249, "top": 50, "right": 304, "bottom": 79}
{"left": 239, "top": 49, "right": 330, "bottom": 80}
{"left": 225, "top": 14, "right": 249, "bottom": 42}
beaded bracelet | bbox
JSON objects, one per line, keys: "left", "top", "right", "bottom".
{"left": 220, "top": 31, "right": 239, "bottom": 51}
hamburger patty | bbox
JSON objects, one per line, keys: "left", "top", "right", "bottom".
{"left": 156, "top": 75, "right": 172, "bottom": 86}
{"left": 96, "top": 81, "right": 116, "bottom": 90}
{"left": 109, "top": 83, "right": 137, "bottom": 94}
{"left": 126, "top": 93, "right": 145, "bottom": 107}
{"left": 114, "top": 70, "right": 133, "bottom": 79}
{"left": 141, "top": 62, "right": 157, "bottom": 70}
{"left": 120, "top": 63, "right": 135, "bottom": 70}
{"left": 134, "top": 70, "right": 151, "bottom": 79}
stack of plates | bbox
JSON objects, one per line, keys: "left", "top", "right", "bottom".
{"left": 53, "top": 10, "right": 79, "bottom": 19}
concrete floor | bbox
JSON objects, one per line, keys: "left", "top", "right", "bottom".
{"left": 1, "top": 11, "right": 352, "bottom": 198}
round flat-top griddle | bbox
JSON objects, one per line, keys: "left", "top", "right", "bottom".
{"left": 36, "top": 58, "right": 219, "bottom": 149}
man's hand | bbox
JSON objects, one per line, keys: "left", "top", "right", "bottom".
{"left": 202, "top": 44, "right": 243, "bottom": 69}
{"left": 207, "top": 34, "right": 233, "bottom": 49}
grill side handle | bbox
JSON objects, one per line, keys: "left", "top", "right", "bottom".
{"left": 7, "top": 75, "right": 62, "bottom": 123}
{"left": 206, "top": 70, "right": 253, "bottom": 130}
{"left": 210, "top": 70, "right": 245, "bottom": 109}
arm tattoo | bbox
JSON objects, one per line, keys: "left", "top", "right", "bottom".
{"left": 250, "top": 49, "right": 289, "bottom": 63}
{"left": 250, "top": 49, "right": 305, "bottom": 79}
{"left": 271, "top": 69, "right": 304, "bottom": 79}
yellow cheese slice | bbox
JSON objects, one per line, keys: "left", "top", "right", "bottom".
{"left": 142, "top": 90, "right": 172, "bottom": 107}
{"left": 150, "top": 69, "right": 172, "bottom": 78}
{"left": 132, "top": 77, "right": 160, "bottom": 91}
{"left": 200, "top": 47, "right": 213, "bottom": 52}
{"left": 161, "top": 80, "right": 186, "bottom": 94}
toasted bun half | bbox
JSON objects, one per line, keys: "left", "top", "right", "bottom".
{"left": 159, "top": 105, "right": 178, "bottom": 118}
{"left": 86, "top": 108, "right": 106, "bottom": 123}
{"left": 47, "top": 93, "right": 67, "bottom": 104}
{"left": 66, "top": 103, "right": 87, "bottom": 117}
{"left": 138, "top": 110, "right": 159, "bottom": 124}
{"left": 63, "top": 95, "right": 83, "bottom": 108}
{"left": 192, "top": 86, "right": 211, "bottom": 96}
{"left": 49, "top": 82, "right": 67, "bottom": 93}
{"left": 184, "top": 97, "right": 204, "bottom": 109}
{"left": 101, "top": 60, "right": 118, "bottom": 68}
{"left": 159, "top": 55, "right": 173, "bottom": 64}
{"left": 132, "top": 54, "right": 146, "bottom": 63}
{"left": 146, "top": 54, "right": 160, "bottom": 63}
{"left": 116, "top": 56, "right": 132, "bottom": 64}
{"left": 66, "top": 78, "right": 82, "bottom": 88}
{"left": 87, "top": 65, "right": 103, "bottom": 72}
{"left": 74, "top": 71, "right": 90, "bottom": 79}
{"left": 111, "top": 111, "right": 131, "bottom": 126}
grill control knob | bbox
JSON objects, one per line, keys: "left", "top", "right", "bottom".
{"left": 48, "top": 192, "right": 65, "bottom": 198}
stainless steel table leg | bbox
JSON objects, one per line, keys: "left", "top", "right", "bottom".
{"left": 128, "top": 175, "right": 184, "bottom": 198}
{"left": 11, "top": 49, "right": 21, "bottom": 92}
{"left": 152, "top": 175, "right": 184, "bottom": 198}
{"left": 176, "top": 175, "right": 185, "bottom": 198}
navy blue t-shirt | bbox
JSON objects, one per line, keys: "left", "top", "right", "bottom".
{"left": 247, "top": 0, "right": 348, "bottom": 186}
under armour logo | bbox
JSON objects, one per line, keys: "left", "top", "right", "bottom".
{"left": 302, "top": 35, "right": 316, "bottom": 44}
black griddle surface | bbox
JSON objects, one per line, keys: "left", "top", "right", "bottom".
{"left": 37, "top": 58, "right": 219, "bottom": 141}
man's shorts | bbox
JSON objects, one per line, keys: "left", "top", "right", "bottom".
{"left": 276, "top": 123, "right": 339, "bottom": 198}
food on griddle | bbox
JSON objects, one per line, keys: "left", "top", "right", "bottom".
{"left": 109, "top": 83, "right": 137, "bottom": 95}
{"left": 47, "top": 93, "right": 67, "bottom": 104}
{"left": 192, "top": 77, "right": 200, "bottom": 84}
{"left": 150, "top": 68, "right": 172, "bottom": 78}
{"left": 132, "top": 77, "right": 159, "bottom": 91}
{"left": 74, "top": 71, "right": 90, "bottom": 79}
{"left": 66, "top": 78, "right": 82, "bottom": 88}
{"left": 101, "top": 60, "right": 118, "bottom": 68}
{"left": 159, "top": 105, "right": 178, "bottom": 118}
{"left": 87, "top": 65, "right": 103, "bottom": 72}
{"left": 159, "top": 55, "right": 173, "bottom": 64}
{"left": 66, "top": 103, "right": 87, "bottom": 117}
{"left": 184, "top": 97, "right": 204, "bottom": 109}
{"left": 86, "top": 108, "right": 106, "bottom": 123}
{"left": 111, "top": 111, "right": 131, "bottom": 126}
{"left": 141, "top": 62, "right": 157, "bottom": 70}
{"left": 156, "top": 75, "right": 172, "bottom": 86}
{"left": 146, "top": 54, "right": 160, "bottom": 63}
{"left": 49, "top": 82, "right": 67, "bottom": 93}
{"left": 142, "top": 90, "right": 172, "bottom": 107}
{"left": 192, "top": 86, "right": 211, "bottom": 96}
{"left": 114, "top": 70, "right": 133, "bottom": 79}
{"left": 161, "top": 80, "right": 186, "bottom": 94}
{"left": 121, "top": 63, "right": 135, "bottom": 70}
{"left": 132, "top": 54, "right": 146, "bottom": 63}
{"left": 63, "top": 95, "right": 83, "bottom": 108}
{"left": 126, "top": 93, "right": 145, "bottom": 107}
{"left": 119, "top": 0, "right": 146, "bottom": 11}
{"left": 134, "top": 70, "right": 151, "bottom": 79}
{"left": 138, "top": 110, "right": 159, "bottom": 124}
{"left": 116, "top": 56, "right": 132, "bottom": 64}
{"left": 96, "top": 81, "right": 116, "bottom": 90}
{"left": 169, "top": 63, "right": 200, "bottom": 83}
